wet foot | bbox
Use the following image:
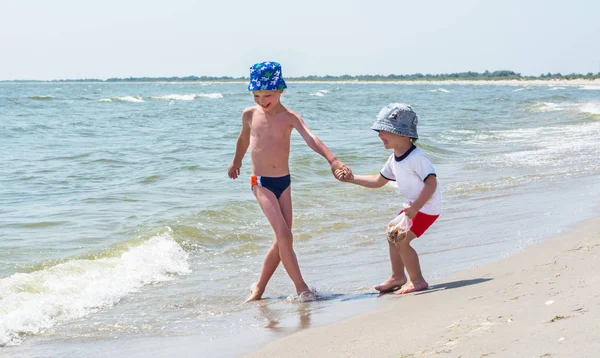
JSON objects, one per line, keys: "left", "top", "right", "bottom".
{"left": 374, "top": 277, "right": 407, "bottom": 293}
{"left": 394, "top": 280, "right": 428, "bottom": 295}
{"left": 243, "top": 282, "right": 265, "bottom": 303}
{"left": 288, "top": 288, "right": 319, "bottom": 302}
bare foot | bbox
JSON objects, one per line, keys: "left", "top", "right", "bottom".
{"left": 243, "top": 282, "right": 265, "bottom": 303}
{"left": 394, "top": 280, "right": 428, "bottom": 295}
{"left": 297, "top": 288, "right": 318, "bottom": 302}
{"left": 374, "top": 277, "right": 407, "bottom": 293}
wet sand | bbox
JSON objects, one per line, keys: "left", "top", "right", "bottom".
{"left": 247, "top": 216, "right": 600, "bottom": 357}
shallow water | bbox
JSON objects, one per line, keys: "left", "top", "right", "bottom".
{"left": 1, "top": 82, "right": 600, "bottom": 355}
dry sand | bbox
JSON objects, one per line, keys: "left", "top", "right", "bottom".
{"left": 247, "top": 217, "right": 600, "bottom": 357}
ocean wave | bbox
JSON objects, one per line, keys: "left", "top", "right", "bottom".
{"left": 98, "top": 96, "right": 144, "bottom": 103}
{"left": 152, "top": 93, "right": 224, "bottom": 100}
{"left": 532, "top": 101, "right": 600, "bottom": 115}
{"left": 197, "top": 93, "right": 223, "bottom": 99}
{"left": 0, "top": 232, "right": 189, "bottom": 347}
{"left": 429, "top": 88, "right": 450, "bottom": 93}
{"left": 478, "top": 122, "right": 600, "bottom": 172}
{"left": 310, "top": 90, "right": 329, "bottom": 97}
{"left": 580, "top": 103, "right": 600, "bottom": 115}
{"left": 580, "top": 85, "right": 600, "bottom": 91}
{"left": 28, "top": 96, "right": 53, "bottom": 100}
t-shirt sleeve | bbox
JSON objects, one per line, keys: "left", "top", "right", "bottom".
{"left": 413, "top": 153, "right": 436, "bottom": 182}
{"left": 380, "top": 154, "right": 396, "bottom": 181}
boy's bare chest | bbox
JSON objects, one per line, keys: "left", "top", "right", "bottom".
{"left": 250, "top": 117, "right": 292, "bottom": 141}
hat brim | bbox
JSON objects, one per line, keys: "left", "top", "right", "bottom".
{"left": 371, "top": 121, "right": 418, "bottom": 139}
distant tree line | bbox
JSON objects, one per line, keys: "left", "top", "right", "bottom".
{"left": 3, "top": 71, "right": 600, "bottom": 82}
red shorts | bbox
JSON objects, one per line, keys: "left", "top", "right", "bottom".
{"left": 398, "top": 210, "right": 439, "bottom": 237}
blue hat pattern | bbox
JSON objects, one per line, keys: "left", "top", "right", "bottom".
{"left": 248, "top": 61, "right": 287, "bottom": 91}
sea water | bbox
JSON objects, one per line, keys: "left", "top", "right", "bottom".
{"left": 1, "top": 82, "right": 599, "bottom": 356}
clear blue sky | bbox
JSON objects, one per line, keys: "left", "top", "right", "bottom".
{"left": 1, "top": 0, "right": 599, "bottom": 80}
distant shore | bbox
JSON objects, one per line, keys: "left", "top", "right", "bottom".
{"left": 289, "top": 78, "right": 600, "bottom": 86}
{"left": 2, "top": 78, "right": 599, "bottom": 86}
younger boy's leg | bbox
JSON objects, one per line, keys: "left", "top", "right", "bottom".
{"left": 374, "top": 241, "right": 408, "bottom": 292}
{"left": 394, "top": 231, "right": 428, "bottom": 294}
{"left": 253, "top": 186, "right": 309, "bottom": 295}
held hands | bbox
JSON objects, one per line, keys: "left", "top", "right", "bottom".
{"left": 228, "top": 161, "right": 242, "bottom": 179}
{"left": 330, "top": 159, "right": 353, "bottom": 182}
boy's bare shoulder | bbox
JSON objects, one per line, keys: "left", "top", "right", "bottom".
{"left": 241, "top": 106, "right": 258, "bottom": 121}
{"left": 242, "top": 106, "right": 258, "bottom": 115}
{"left": 282, "top": 108, "right": 302, "bottom": 122}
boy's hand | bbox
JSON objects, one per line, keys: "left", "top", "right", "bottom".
{"left": 330, "top": 159, "right": 352, "bottom": 181}
{"left": 228, "top": 162, "right": 241, "bottom": 179}
{"left": 334, "top": 168, "right": 353, "bottom": 182}
{"left": 403, "top": 205, "right": 418, "bottom": 219}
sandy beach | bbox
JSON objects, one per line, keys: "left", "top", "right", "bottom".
{"left": 247, "top": 216, "right": 600, "bottom": 357}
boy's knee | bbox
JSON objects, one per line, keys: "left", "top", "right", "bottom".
{"left": 395, "top": 235, "right": 416, "bottom": 248}
{"left": 275, "top": 228, "right": 293, "bottom": 243}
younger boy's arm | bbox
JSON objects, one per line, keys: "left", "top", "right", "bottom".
{"left": 343, "top": 173, "right": 389, "bottom": 188}
{"left": 404, "top": 175, "right": 437, "bottom": 218}
{"left": 227, "top": 109, "right": 251, "bottom": 179}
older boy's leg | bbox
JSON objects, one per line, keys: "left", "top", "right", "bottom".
{"left": 245, "top": 187, "right": 295, "bottom": 303}
{"left": 245, "top": 243, "right": 280, "bottom": 303}
{"left": 253, "top": 186, "right": 309, "bottom": 295}
{"left": 394, "top": 231, "right": 428, "bottom": 294}
{"left": 374, "top": 241, "right": 408, "bottom": 292}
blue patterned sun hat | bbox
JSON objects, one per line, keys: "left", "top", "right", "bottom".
{"left": 248, "top": 61, "right": 287, "bottom": 91}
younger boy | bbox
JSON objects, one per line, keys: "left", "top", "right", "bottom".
{"left": 339, "top": 103, "right": 441, "bottom": 294}
{"left": 228, "top": 61, "right": 350, "bottom": 302}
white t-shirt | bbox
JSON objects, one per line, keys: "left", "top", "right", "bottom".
{"left": 380, "top": 145, "right": 442, "bottom": 216}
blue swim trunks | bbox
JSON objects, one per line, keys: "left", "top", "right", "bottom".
{"left": 251, "top": 174, "right": 291, "bottom": 199}
{"left": 248, "top": 62, "right": 287, "bottom": 91}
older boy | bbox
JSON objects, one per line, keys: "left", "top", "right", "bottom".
{"left": 228, "top": 61, "right": 350, "bottom": 302}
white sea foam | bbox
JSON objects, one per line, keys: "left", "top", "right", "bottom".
{"left": 549, "top": 86, "right": 565, "bottom": 90}
{"left": 152, "top": 94, "right": 196, "bottom": 101}
{"left": 196, "top": 93, "right": 223, "bottom": 99}
{"left": 485, "top": 122, "right": 600, "bottom": 169}
{"left": 534, "top": 101, "right": 600, "bottom": 115}
{"left": 310, "top": 90, "right": 329, "bottom": 97}
{"left": 580, "top": 103, "right": 600, "bottom": 115}
{"left": 429, "top": 88, "right": 450, "bottom": 93}
{"left": 152, "top": 93, "right": 224, "bottom": 101}
{"left": 0, "top": 233, "right": 190, "bottom": 347}
{"left": 534, "top": 102, "right": 568, "bottom": 112}
{"left": 97, "top": 96, "right": 144, "bottom": 103}
{"left": 115, "top": 96, "right": 144, "bottom": 103}
{"left": 581, "top": 85, "right": 600, "bottom": 91}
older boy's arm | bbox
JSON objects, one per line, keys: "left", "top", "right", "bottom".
{"left": 228, "top": 110, "right": 251, "bottom": 179}
{"left": 405, "top": 175, "right": 437, "bottom": 216}
{"left": 346, "top": 173, "right": 389, "bottom": 188}
{"left": 291, "top": 114, "right": 348, "bottom": 173}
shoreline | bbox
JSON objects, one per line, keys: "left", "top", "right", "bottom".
{"left": 1, "top": 79, "right": 600, "bottom": 86}
{"left": 247, "top": 216, "right": 600, "bottom": 357}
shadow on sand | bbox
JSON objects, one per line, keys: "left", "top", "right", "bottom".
{"left": 376, "top": 278, "right": 493, "bottom": 297}
{"left": 415, "top": 278, "right": 493, "bottom": 295}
